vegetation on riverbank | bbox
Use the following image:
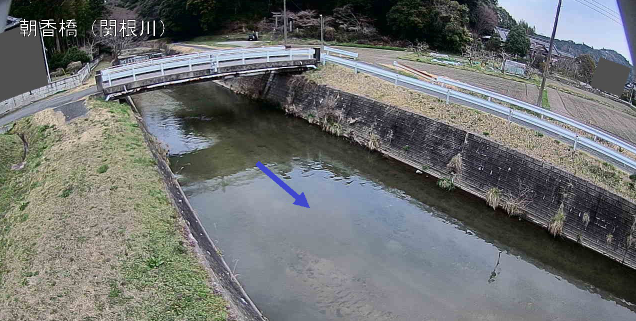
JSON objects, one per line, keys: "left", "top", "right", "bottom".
{"left": 306, "top": 64, "right": 636, "bottom": 201}
{"left": 0, "top": 98, "right": 228, "bottom": 320}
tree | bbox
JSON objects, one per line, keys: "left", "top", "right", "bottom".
{"left": 505, "top": 25, "right": 530, "bottom": 57}
{"left": 495, "top": 6, "right": 516, "bottom": 29}
{"left": 474, "top": 3, "right": 497, "bottom": 35}
{"left": 485, "top": 33, "right": 502, "bottom": 52}
{"left": 518, "top": 20, "right": 536, "bottom": 35}
{"left": 387, "top": 0, "right": 471, "bottom": 53}
{"left": 575, "top": 54, "right": 596, "bottom": 84}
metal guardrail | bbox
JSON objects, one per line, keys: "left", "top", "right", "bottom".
{"left": 101, "top": 47, "right": 314, "bottom": 87}
{"left": 322, "top": 53, "right": 636, "bottom": 171}
{"left": 324, "top": 46, "right": 359, "bottom": 59}
{"left": 435, "top": 76, "right": 636, "bottom": 157}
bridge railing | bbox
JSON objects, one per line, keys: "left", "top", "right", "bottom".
{"left": 321, "top": 53, "right": 636, "bottom": 171}
{"left": 101, "top": 47, "right": 315, "bottom": 88}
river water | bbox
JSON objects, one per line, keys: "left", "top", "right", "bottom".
{"left": 134, "top": 82, "right": 636, "bottom": 321}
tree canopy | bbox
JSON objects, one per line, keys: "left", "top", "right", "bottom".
{"left": 504, "top": 24, "right": 530, "bottom": 57}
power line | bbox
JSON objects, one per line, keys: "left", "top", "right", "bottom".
{"left": 578, "top": 0, "right": 621, "bottom": 20}
{"left": 585, "top": 0, "right": 621, "bottom": 17}
{"left": 570, "top": 0, "right": 623, "bottom": 25}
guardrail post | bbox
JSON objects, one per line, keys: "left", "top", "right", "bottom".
{"left": 215, "top": 55, "right": 219, "bottom": 72}
{"left": 267, "top": 50, "right": 270, "bottom": 62}
{"left": 445, "top": 89, "right": 450, "bottom": 104}
{"left": 395, "top": 74, "right": 399, "bottom": 86}
{"left": 132, "top": 67, "right": 136, "bottom": 81}
{"left": 487, "top": 97, "right": 491, "bottom": 102}
{"left": 354, "top": 62, "right": 358, "bottom": 73}
{"left": 188, "top": 58, "right": 192, "bottom": 71}
{"left": 573, "top": 135, "right": 579, "bottom": 151}
{"left": 108, "top": 73, "right": 112, "bottom": 87}
{"left": 242, "top": 51, "right": 245, "bottom": 64}
{"left": 160, "top": 63, "right": 164, "bottom": 76}
{"left": 508, "top": 109, "right": 513, "bottom": 122}
{"left": 289, "top": 49, "right": 293, "bottom": 61}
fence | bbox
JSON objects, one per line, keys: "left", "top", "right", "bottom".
{"left": 321, "top": 52, "right": 636, "bottom": 172}
{"left": 0, "top": 57, "right": 102, "bottom": 116}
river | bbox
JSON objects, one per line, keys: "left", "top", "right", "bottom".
{"left": 134, "top": 81, "right": 636, "bottom": 321}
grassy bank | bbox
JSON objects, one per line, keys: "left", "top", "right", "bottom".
{"left": 0, "top": 99, "right": 228, "bottom": 320}
{"left": 306, "top": 64, "right": 636, "bottom": 201}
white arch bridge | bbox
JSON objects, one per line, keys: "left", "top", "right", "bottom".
{"left": 96, "top": 46, "right": 320, "bottom": 100}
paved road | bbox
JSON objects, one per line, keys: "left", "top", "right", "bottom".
{"left": 0, "top": 86, "right": 97, "bottom": 127}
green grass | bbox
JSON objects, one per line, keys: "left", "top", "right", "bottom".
{"left": 542, "top": 89, "right": 550, "bottom": 110}
{"left": 97, "top": 164, "right": 109, "bottom": 174}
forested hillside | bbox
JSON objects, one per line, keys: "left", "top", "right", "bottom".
{"left": 530, "top": 33, "right": 633, "bottom": 82}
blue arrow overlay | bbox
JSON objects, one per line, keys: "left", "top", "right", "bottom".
{"left": 256, "top": 161, "right": 310, "bottom": 208}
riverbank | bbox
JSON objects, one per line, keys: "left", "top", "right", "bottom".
{"left": 221, "top": 66, "right": 636, "bottom": 270}
{"left": 0, "top": 98, "right": 229, "bottom": 320}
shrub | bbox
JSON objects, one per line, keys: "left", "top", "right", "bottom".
{"left": 486, "top": 188, "right": 500, "bottom": 210}
{"left": 549, "top": 203, "right": 566, "bottom": 237}
{"left": 49, "top": 47, "right": 91, "bottom": 70}
{"left": 437, "top": 177, "right": 455, "bottom": 191}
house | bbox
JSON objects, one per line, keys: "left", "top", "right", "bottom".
{"left": 494, "top": 27, "right": 574, "bottom": 63}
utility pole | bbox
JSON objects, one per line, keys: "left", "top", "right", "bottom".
{"left": 320, "top": 14, "right": 324, "bottom": 50}
{"left": 283, "top": 0, "right": 288, "bottom": 47}
{"left": 537, "top": 0, "right": 562, "bottom": 107}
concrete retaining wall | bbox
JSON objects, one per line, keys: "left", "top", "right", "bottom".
{"left": 0, "top": 57, "right": 102, "bottom": 116}
{"left": 222, "top": 73, "right": 636, "bottom": 270}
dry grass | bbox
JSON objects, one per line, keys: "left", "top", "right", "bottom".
{"left": 0, "top": 99, "right": 228, "bottom": 320}
{"left": 447, "top": 153, "right": 463, "bottom": 175}
{"left": 368, "top": 133, "right": 381, "bottom": 151}
{"left": 306, "top": 64, "right": 636, "bottom": 201}
{"left": 582, "top": 212, "right": 591, "bottom": 228}
{"left": 549, "top": 203, "right": 566, "bottom": 237}
{"left": 485, "top": 188, "right": 501, "bottom": 210}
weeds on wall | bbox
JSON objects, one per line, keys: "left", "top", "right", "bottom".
{"left": 437, "top": 177, "right": 455, "bottom": 191}
{"left": 486, "top": 188, "right": 501, "bottom": 210}
{"left": 606, "top": 233, "right": 614, "bottom": 245}
{"left": 447, "top": 153, "right": 463, "bottom": 175}
{"left": 582, "top": 212, "right": 590, "bottom": 228}
{"left": 549, "top": 203, "right": 566, "bottom": 237}
{"left": 368, "top": 133, "right": 381, "bottom": 151}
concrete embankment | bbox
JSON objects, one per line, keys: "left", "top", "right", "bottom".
{"left": 221, "top": 72, "right": 636, "bottom": 270}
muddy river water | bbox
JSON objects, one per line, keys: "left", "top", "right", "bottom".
{"left": 134, "top": 82, "right": 636, "bottom": 321}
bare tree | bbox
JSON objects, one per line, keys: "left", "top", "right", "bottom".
{"left": 333, "top": 5, "right": 374, "bottom": 34}
{"left": 97, "top": 34, "right": 135, "bottom": 61}
{"left": 475, "top": 4, "right": 498, "bottom": 35}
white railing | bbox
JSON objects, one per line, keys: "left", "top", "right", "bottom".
{"left": 101, "top": 47, "right": 314, "bottom": 88}
{"left": 324, "top": 46, "right": 359, "bottom": 59}
{"left": 322, "top": 53, "right": 636, "bottom": 171}
{"left": 435, "top": 76, "right": 636, "bottom": 157}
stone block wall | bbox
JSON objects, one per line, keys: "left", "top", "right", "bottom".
{"left": 222, "top": 73, "right": 636, "bottom": 270}
{"left": 0, "top": 57, "right": 101, "bottom": 116}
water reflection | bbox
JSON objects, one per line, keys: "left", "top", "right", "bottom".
{"left": 134, "top": 81, "right": 636, "bottom": 321}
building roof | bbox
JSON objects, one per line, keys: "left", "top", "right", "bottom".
{"left": 495, "top": 27, "right": 575, "bottom": 59}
